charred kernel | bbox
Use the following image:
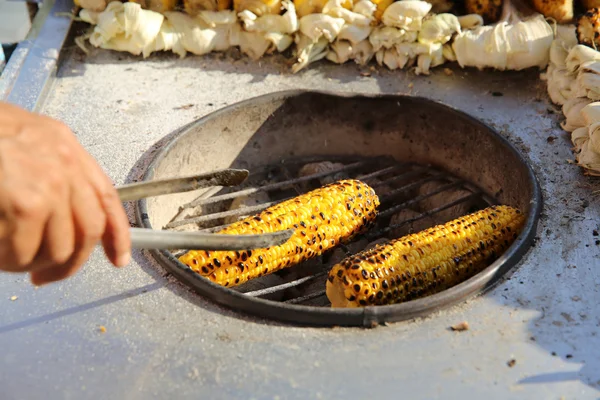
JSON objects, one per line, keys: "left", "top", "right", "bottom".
{"left": 376, "top": 291, "right": 384, "bottom": 299}
{"left": 201, "top": 266, "right": 209, "bottom": 274}
{"left": 213, "top": 258, "right": 221, "bottom": 267}
{"left": 241, "top": 253, "right": 248, "bottom": 262}
{"left": 192, "top": 259, "right": 198, "bottom": 265}
{"left": 337, "top": 269, "right": 344, "bottom": 278}
{"left": 354, "top": 284, "right": 361, "bottom": 292}
{"left": 362, "top": 269, "right": 369, "bottom": 279}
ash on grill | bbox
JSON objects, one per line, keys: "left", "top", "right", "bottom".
{"left": 166, "top": 156, "right": 491, "bottom": 307}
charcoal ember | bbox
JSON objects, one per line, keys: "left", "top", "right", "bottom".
{"left": 416, "top": 180, "right": 484, "bottom": 224}
{"left": 298, "top": 162, "right": 348, "bottom": 185}
{"left": 326, "top": 238, "right": 370, "bottom": 265}
{"left": 368, "top": 178, "right": 393, "bottom": 197}
{"left": 233, "top": 273, "right": 287, "bottom": 301}
{"left": 223, "top": 190, "right": 271, "bottom": 224}
{"left": 388, "top": 208, "right": 436, "bottom": 239}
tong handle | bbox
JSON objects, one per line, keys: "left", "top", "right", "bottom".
{"left": 118, "top": 169, "right": 249, "bottom": 202}
{"left": 130, "top": 228, "right": 295, "bottom": 251}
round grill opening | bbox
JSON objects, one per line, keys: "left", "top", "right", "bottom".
{"left": 135, "top": 90, "right": 542, "bottom": 327}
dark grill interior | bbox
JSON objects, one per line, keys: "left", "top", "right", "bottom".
{"left": 164, "top": 155, "right": 493, "bottom": 307}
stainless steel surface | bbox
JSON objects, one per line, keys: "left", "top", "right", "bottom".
{"left": 117, "top": 168, "right": 249, "bottom": 202}
{"left": 129, "top": 227, "right": 295, "bottom": 250}
{"left": 0, "top": 0, "right": 73, "bottom": 111}
{"left": 1, "top": 18, "right": 600, "bottom": 400}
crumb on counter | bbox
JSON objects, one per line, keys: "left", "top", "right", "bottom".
{"left": 450, "top": 321, "right": 469, "bottom": 331}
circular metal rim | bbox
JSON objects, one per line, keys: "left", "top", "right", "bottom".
{"left": 135, "top": 89, "right": 543, "bottom": 328}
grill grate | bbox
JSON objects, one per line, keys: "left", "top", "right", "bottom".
{"left": 165, "top": 156, "right": 494, "bottom": 307}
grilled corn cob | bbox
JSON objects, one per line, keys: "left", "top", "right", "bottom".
{"left": 326, "top": 205, "right": 525, "bottom": 308}
{"left": 464, "top": 0, "right": 502, "bottom": 24}
{"left": 576, "top": 8, "right": 600, "bottom": 49}
{"left": 179, "top": 179, "right": 380, "bottom": 288}
{"left": 530, "top": 0, "right": 573, "bottom": 24}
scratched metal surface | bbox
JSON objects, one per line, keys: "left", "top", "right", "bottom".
{"left": 1, "top": 42, "right": 600, "bottom": 399}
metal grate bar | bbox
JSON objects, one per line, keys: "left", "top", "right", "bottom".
{"left": 166, "top": 157, "right": 492, "bottom": 306}
{"left": 181, "top": 161, "right": 369, "bottom": 209}
{"left": 167, "top": 162, "right": 411, "bottom": 230}
{"left": 166, "top": 198, "right": 287, "bottom": 229}
{"left": 379, "top": 181, "right": 465, "bottom": 217}
{"left": 284, "top": 290, "right": 327, "bottom": 304}
{"left": 369, "top": 192, "right": 482, "bottom": 238}
{"left": 242, "top": 271, "right": 328, "bottom": 297}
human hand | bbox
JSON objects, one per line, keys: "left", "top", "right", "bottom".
{"left": 0, "top": 102, "right": 131, "bottom": 285}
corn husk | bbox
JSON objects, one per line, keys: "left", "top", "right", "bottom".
{"left": 326, "top": 38, "right": 374, "bottom": 64}
{"left": 565, "top": 45, "right": 600, "bottom": 74}
{"left": 505, "top": 14, "right": 553, "bottom": 70}
{"left": 457, "top": 14, "right": 484, "bottom": 30}
{"left": 561, "top": 97, "right": 593, "bottom": 132}
{"left": 369, "top": 26, "right": 417, "bottom": 50}
{"left": 453, "top": 14, "right": 553, "bottom": 71}
{"left": 85, "top": 2, "right": 165, "bottom": 58}
{"left": 544, "top": 64, "right": 576, "bottom": 105}
{"left": 292, "top": 34, "right": 330, "bottom": 72}
{"left": 299, "top": 14, "right": 345, "bottom": 42}
{"left": 415, "top": 41, "right": 444, "bottom": 74}
{"left": 418, "top": 13, "right": 460, "bottom": 45}
{"left": 381, "top": 0, "right": 432, "bottom": 31}
{"left": 322, "top": 0, "right": 373, "bottom": 25}
{"left": 574, "top": 68, "right": 600, "bottom": 101}
{"left": 238, "top": 1, "right": 298, "bottom": 34}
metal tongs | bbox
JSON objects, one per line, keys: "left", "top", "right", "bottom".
{"left": 118, "top": 169, "right": 294, "bottom": 251}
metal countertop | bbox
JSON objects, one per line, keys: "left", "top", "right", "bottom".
{"left": 1, "top": 10, "right": 600, "bottom": 399}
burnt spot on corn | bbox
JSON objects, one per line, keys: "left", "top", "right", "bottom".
{"left": 178, "top": 179, "right": 380, "bottom": 288}
{"left": 326, "top": 205, "right": 526, "bottom": 308}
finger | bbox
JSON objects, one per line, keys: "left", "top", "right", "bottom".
{"left": 73, "top": 148, "right": 131, "bottom": 267}
{"left": 29, "top": 177, "right": 105, "bottom": 285}
{"left": 27, "top": 165, "right": 75, "bottom": 270}
{"left": 0, "top": 183, "right": 49, "bottom": 272}
{"left": 29, "top": 199, "right": 76, "bottom": 271}
{"left": 30, "top": 262, "right": 80, "bottom": 286}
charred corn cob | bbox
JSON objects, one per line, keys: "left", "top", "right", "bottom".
{"left": 179, "top": 179, "right": 380, "bottom": 288}
{"left": 530, "top": 0, "right": 573, "bottom": 24}
{"left": 326, "top": 205, "right": 525, "bottom": 308}
{"left": 576, "top": 8, "right": 600, "bottom": 49}
{"left": 464, "top": 0, "right": 502, "bottom": 24}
